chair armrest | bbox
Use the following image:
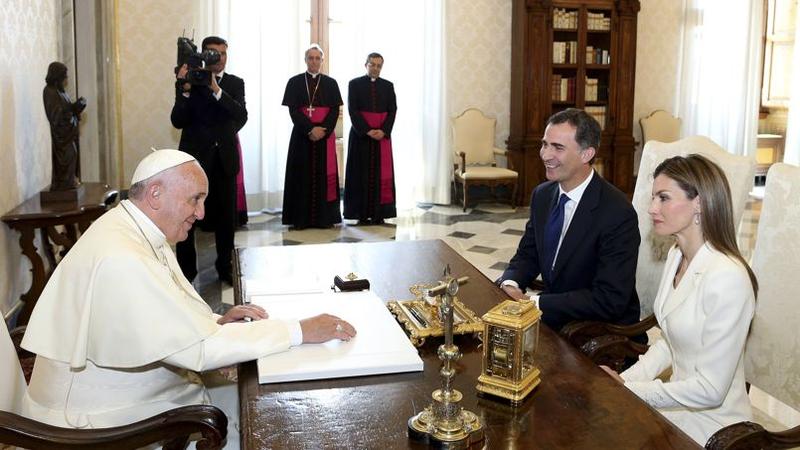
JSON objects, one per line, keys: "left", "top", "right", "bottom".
{"left": 580, "top": 334, "right": 650, "bottom": 373}
{"left": 706, "top": 421, "right": 800, "bottom": 449}
{"left": 561, "top": 314, "right": 657, "bottom": 349}
{"left": 454, "top": 151, "right": 466, "bottom": 174}
{"left": 10, "top": 325, "right": 34, "bottom": 383}
{"left": 0, "top": 405, "right": 227, "bottom": 450}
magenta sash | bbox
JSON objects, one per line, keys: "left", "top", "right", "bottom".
{"left": 300, "top": 106, "right": 337, "bottom": 202}
{"left": 235, "top": 134, "right": 247, "bottom": 213}
{"left": 360, "top": 111, "right": 394, "bottom": 204}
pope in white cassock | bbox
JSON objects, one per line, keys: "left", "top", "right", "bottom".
{"left": 20, "top": 149, "right": 356, "bottom": 436}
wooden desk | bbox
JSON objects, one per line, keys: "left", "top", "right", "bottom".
{"left": 1, "top": 183, "right": 117, "bottom": 324}
{"left": 234, "top": 240, "right": 699, "bottom": 449}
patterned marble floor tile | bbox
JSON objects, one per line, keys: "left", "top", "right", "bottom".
{"left": 490, "top": 261, "right": 510, "bottom": 271}
{"left": 448, "top": 231, "right": 476, "bottom": 239}
{"left": 331, "top": 236, "right": 362, "bottom": 243}
{"left": 467, "top": 245, "right": 497, "bottom": 255}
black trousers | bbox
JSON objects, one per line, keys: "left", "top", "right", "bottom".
{"left": 176, "top": 152, "right": 237, "bottom": 282}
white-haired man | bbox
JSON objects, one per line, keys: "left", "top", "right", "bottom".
{"left": 281, "top": 44, "right": 343, "bottom": 229}
{"left": 22, "top": 149, "right": 355, "bottom": 432}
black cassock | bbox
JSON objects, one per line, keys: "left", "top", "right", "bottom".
{"left": 343, "top": 75, "right": 397, "bottom": 222}
{"left": 281, "top": 73, "right": 343, "bottom": 228}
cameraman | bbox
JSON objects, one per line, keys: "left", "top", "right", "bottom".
{"left": 171, "top": 36, "right": 247, "bottom": 285}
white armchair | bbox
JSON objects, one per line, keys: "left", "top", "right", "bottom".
{"left": 640, "top": 109, "right": 681, "bottom": 145}
{"left": 452, "top": 108, "right": 518, "bottom": 211}
{"left": 706, "top": 163, "right": 800, "bottom": 449}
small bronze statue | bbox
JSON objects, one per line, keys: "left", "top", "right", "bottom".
{"left": 43, "top": 62, "right": 86, "bottom": 191}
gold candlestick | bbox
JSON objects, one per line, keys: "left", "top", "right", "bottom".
{"left": 408, "top": 266, "right": 484, "bottom": 448}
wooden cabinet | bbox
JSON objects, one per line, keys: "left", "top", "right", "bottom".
{"left": 507, "top": 0, "right": 640, "bottom": 204}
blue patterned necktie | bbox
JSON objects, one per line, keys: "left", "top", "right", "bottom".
{"left": 543, "top": 193, "right": 569, "bottom": 278}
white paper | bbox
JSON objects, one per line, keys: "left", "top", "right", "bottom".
{"left": 252, "top": 291, "right": 424, "bottom": 383}
{"left": 243, "top": 274, "right": 327, "bottom": 299}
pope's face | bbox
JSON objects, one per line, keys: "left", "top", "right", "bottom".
{"left": 366, "top": 57, "right": 383, "bottom": 79}
{"left": 305, "top": 49, "right": 323, "bottom": 74}
{"left": 160, "top": 163, "right": 208, "bottom": 244}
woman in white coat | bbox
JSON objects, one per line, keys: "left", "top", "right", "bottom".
{"left": 601, "top": 154, "right": 758, "bottom": 446}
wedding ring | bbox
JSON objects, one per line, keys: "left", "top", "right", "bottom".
{"left": 335, "top": 322, "right": 344, "bottom": 332}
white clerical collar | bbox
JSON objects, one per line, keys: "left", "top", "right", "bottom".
{"left": 559, "top": 169, "right": 594, "bottom": 205}
{"left": 370, "top": 77, "right": 377, "bottom": 82}
{"left": 120, "top": 199, "right": 167, "bottom": 248}
{"left": 307, "top": 71, "right": 320, "bottom": 79}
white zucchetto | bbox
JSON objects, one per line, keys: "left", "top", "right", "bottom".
{"left": 131, "top": 149, "right": 196, "bottom": 184}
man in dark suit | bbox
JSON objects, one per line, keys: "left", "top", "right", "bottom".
{"left": 171, "top": 36, "right": 247, "bottom": 284}
{"left": 498, "top": 108, "right": 640, "bottom": 333}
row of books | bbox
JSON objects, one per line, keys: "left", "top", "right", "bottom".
{"left": 587, "top": 12, "right": 611, "bottom": 30}
{"left": 553, "top": 41, "right": 578, "bottom": 64}
{"left": 551, "top": 75, "right": 576, "bottom": 102}
{"left": 585, "top": 106, "right": 607, "bottom": 129}
{"left": 585, "top": 78, "right": 603, "bottom": 102}
{"left": 586, "top": 46, "right": 610, "bottom": 65}
{"left": 553, "top": 8, "right": 578, "bottom": 29}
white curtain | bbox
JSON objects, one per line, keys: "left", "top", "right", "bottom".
{"left": 783, "top": 5, "right": 800, "bottom": 166}
{"left": 675, "top": 0, "right": 763, "bottom": 157}
{"left": 209, "top": 0, "right": 306, "bottom": 212}
{"left": 208, "top": 0, "right": 448, "bottom": 211}
{"left": 328, "top": 0, "right": 448, "bottom": 208}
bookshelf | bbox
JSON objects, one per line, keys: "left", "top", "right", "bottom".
{"left": 507, "top": 0, "right": 640, "bottom": 204}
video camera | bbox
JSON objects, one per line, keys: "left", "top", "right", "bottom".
{"left": 175, "top": 36, "right": 221, "bottom": 86}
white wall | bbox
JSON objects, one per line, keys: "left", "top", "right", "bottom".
{"left": 0, "top": 0, "right": 60, "bottom": 317}
{"left": 633, "top": 0, "right": 685, "bottom": 173}
{"left": 446, "top": 0, "right": 512, "bottom": 151}
{"left": 116, "top": 0, "right": 209, "bottom": 185}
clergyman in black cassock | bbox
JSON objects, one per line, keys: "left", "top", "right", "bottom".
{"left": 343, "top": 53, "right": 397, "bottom": 224}
{"left": 281, "top": 45, "right": 343, "bottom": 229}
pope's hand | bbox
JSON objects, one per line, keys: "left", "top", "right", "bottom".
{"left": 501, "top": 284, "right": 527, "bottom": 300}
{"left": 217, "top": 304, "right": 269, "bottom": 324}
{"left": 300, "top": 314, "right": 357, "bottom": 343}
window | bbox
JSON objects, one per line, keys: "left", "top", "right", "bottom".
{"left": 762, "top": 0, "right": 796, "bottom": 108}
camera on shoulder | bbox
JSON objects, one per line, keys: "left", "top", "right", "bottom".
{"left": 175, "top": 36, "right": 220, "bottom": 86}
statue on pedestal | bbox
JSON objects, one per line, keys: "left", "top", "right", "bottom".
{"left": 43, "top": 61, "right": 86, "bottom": 192}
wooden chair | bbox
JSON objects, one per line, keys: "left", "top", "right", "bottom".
{"left": 640, "top": 109, "right": 681, "bottom": 145}
{"left": 0, "top": 323, "right": 227, "bottom": 449}
{"left": 452, "top": 108, "right": 518, "bottom": 211}
{"left": 705, "top": 163, "right": 800, "bottom": 450}
{"left": 561, "top": 136, "right": 756, "bottom": 371}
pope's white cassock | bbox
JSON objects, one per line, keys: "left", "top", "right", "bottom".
{"left": 20, "top": 198, "right": 300, "bottom": 429}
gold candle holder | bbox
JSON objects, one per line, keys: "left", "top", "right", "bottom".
{"left": 408, "top": 266, "right": 484, "bottom": 448}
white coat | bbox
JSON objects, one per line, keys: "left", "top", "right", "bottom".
{"left": 622, "top": 243, "right": 755, "bottom": 445}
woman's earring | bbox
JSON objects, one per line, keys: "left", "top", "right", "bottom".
{"left": 694, "top": 213, "right": 701, "bottom": 225}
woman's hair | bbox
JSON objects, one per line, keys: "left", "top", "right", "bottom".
{"left": 45, "top": 61, "right": 68, "bottom": 89}
{"left": 653, "top": 154, "right": 758, "bottom": 297}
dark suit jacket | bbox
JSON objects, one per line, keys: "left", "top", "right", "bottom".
{"left": 170, "top": 73, "right": 247, "bottom": 178}
{"left": 500, "top": 173, "right": 641, "bottom": 332}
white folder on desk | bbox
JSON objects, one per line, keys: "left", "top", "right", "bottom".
{"left": 251, "top": 290, "right": 424, "bottom": 383}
